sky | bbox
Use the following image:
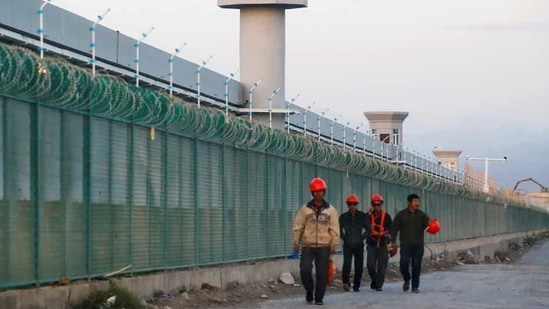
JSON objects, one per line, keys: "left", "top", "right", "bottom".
{"left": 51, "top": 0, "right": 549, "bottom": 191}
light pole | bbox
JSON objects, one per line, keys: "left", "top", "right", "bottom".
{"left": 303, "top": 101, "right": 315, "bottom": 135}
{"left": 353, "top": 123, "right": 363, "bottom": 151}
{"left": 134, "top": 27, "right": 155, "bottom": 87}
{"left": 196, "top": 55, "right": 213, "bottom": 108}
{"left": 224, "top": 69, "right": 239, "bottom": 115}
{"left": 90, "top": 8, "right": 111, "bottom": 76}
{"left": 466, "top": 156, "right": 508, "bottom": 193}
{"left": 248, "top": 78, "right": 263, "bottom": 122}
{"left": 169, "top": 42, "right": 187, "bottom": 97}
{"left": 268, "top": 87, "right": 281, "bottom": 128}
{"left": 287, "top": 94, "right": 300, "bottom": 133}
{"left": 330, "top": 115, "right": 341, "bottom": 145}
{"left": 318, "top": 108, "right": 329, "bottom": 141}
{"left": 37, "top": 0, "right": 52, "bottom": 59}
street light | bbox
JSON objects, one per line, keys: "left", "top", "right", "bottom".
{"left": 90, "top": 8, "right": 111, "bottom": 76}
{"left": 303, "top": 101, "right": 315, "bottom": 135}
{"left": 353, "top": 123, "right": 363, "bottom": 151}
{"left": 465, "top": 156, "right": 508, "bottom": 193}
{"left": 287, "top": 94, "right": 300, "bottom": 133}
{"left": 196, "top": 55, "right": 213, "bottom": 108}
{"left": 169, "top": 42, "right": 187, "bottom": 97}
{"left": 248, "top": 78, "right": 263, "bottom": 122}
{"left": 318, "top": 108, "right": 329, "bottom": 141}
{"left": 224, "top": 69, "right": 239, "bottom": 115}
{"left": 268, "top": 87, "right": 281, "bottom": 128}
{"left": 134, "top": 26, "right": 155, "bottom": 87}
{"left": 37, "top": 0, "right": 52, "bottom": 59}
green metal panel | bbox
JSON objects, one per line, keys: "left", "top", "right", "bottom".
{"left": 38, "top": 107, "right": 62, "bottom": 282}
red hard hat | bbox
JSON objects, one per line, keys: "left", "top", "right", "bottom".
{"left": 426, "top": 219, "right": 441, "bottom": 234}
{"left": 371, "top": 194, "right": 384, "bottom": 203}
{"left": 309, "top": 177, "right": 327, "bottom": 192}
{"left": 346, "top": 194, "right": 359, "bottom": 203}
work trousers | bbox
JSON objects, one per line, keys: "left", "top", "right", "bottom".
{"left": 300, "top": 246, "right": 331, "bottom": 302}
{"left": 366, "top": 245, "right": 389, "bottom": 289}
{"left": 341, "top": 244, "right": 364, "bottom": 288}
{"left": 399, "top": 245, "right": 425, "bottom": 290}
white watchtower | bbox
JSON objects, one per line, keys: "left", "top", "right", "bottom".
{"left": 218, "top": 1, "right": 308, "bottom": 128}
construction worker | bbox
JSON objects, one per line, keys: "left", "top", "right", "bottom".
{"left": 339, "top": 194, "right": 369, "bottom": 292}
{"left": 293, "top": 177, "right": 340, "bottom": 305}
{"left": 390, "top": 193, "right": 432, "bottom": 293}
{"left": 366, "top": 194, "right": 393, "bottom": 291}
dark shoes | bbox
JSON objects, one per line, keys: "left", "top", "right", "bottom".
{"left": 403, "top": 280, "right": 410, "bottom": 291}
{"left": 411, "top": 288, "right": 419, "bottom": 293}
{"left": 343, "top": 283, "right": 351, "bottom": 292}
{"left": 375, "top": 288, "right": 383, "bottom": 291}
{"left": 352, "top": 286, "right": 360, "bottom": 292}
{"left": 315, "top": 300, "right": 324, "bottom": 305}
{"left": 306, "top": 291, "right": 313, "bottom": 303}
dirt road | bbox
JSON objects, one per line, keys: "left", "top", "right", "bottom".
{"left": 258, "top": 241, "right": 549, "bottom": 309}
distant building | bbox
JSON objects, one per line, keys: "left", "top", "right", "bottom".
{"left": 432, "top": 147, "right": 462, "bottom": 172}
{"left": 363, "top": 111, "right": 408, "bottom": 146}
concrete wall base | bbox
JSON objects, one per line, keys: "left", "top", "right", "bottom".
{"left": 1, "top": 229, "right": 545, "bottom": 309}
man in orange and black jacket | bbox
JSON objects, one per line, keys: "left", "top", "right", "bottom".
{"left": 366, "top": 194, "right": 392, "bottom": 291}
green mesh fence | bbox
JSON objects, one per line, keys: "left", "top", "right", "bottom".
{"left": 0, "top": 41, "right": 548, "bottom": 289}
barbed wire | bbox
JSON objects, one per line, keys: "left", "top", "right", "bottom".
{"left": 0, "top": 41, "right": 529, "bottom": 207}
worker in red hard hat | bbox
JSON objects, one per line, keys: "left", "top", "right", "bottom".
{"left": 293, "top": 177, "right": 340, "bottom": 305}
{"left": 339, "top": 194, "right": 369, "bottom": 292}
{"left": 366, "top": 194, "right": 393, "bottom": 292}
{"left": 389, "top": 193, "right": 433, "bottom": 293}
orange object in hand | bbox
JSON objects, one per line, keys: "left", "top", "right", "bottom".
{"left": 326, "top": 258, "right": 336, "bottom": 285}
{"left": 426, "top": 218, "right": 441, "bottom": 234}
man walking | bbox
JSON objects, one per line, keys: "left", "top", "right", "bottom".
{"left": 339, "top": 194, "right": 369, "bottom": 292}
{"left": 390, "top": 193, "right": 431, "bottom": 293}
{"left": 366, "top": 194, "right": 392, "bottom": 291}
{"left": 293, "top": 177, "right": 340, "bottom": 305}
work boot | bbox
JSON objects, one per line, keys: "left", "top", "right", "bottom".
{"left": 353, "top": 285, "right": 360, "bottom": 292}
{"left": 370, "top": 281, "right": 377, "bottom": 290}
{"left": 306, "top": 291, "right": 313, "bottom": 303}
{"left": 376, "top": 287, "right": 383, "bottom": 292}
{"left": 411, "top": 288, "right": 420, "bottom": 293}
{"left": 343, "top": 283, "right": 351, "bottom": 292}
{"left": 403, "top": 280, "right": 410, "bottom": 291}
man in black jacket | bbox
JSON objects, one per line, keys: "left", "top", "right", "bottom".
{"left": 390, "top": 193, "right": 431, "bottom": 293}
{"left": 339, "top": 194, "right": 369, "bottom": 292}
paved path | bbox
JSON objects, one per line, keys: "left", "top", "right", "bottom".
{"left": 259, "top": 241, "right": 549, "bottom": 309}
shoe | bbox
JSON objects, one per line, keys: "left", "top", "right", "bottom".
{"left": 376, "top": 288, "right": 383, "bottom": 291}
{"left": 403, "top": 280, "right": 410, "bottom": 291}
{"left": 315, "top": 300, "right": 324, "bottom": 305}
{"left": 306, "top": 291, "right": 313, "bottom": 303}
{"left": 353, "top": 286, "right": 360, "bottom": 292}
{"left": 411, "top": 288, "right": 420, "bottom": 293}
{"left": 370, "top": 281, "right": 377, "bottom": 290}
{"left": 343, "top": 283, "right": 351, "bottom": 292}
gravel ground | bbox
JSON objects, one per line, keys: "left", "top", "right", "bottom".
{"left": 147, "top": 233, "right": 549, "bottom": 309}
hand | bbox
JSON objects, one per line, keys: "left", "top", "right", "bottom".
{"left": 293, "top": 245, "right": 300, "bottom": 253}
{"left": 330, "top": 246, "right": 336, "bottom": 254}
{"left": 391, "top": 243, "right": 398, "bottom": 250}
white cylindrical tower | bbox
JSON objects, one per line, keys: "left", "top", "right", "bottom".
{"left": 218, "top": 0, "right": 307, "bottom": 128}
